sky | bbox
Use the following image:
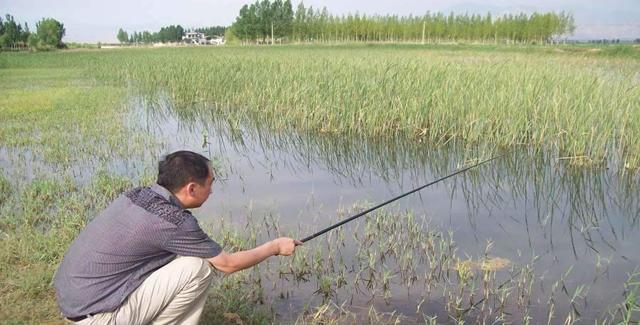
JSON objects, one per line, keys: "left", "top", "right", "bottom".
{"left": 3, "top": 0, "right": 639, "bottom": 43}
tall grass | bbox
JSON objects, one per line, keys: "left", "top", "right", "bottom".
{"left": 3, "top": 45, "right": 638, "bottom": 169}
{"left": 0, "top": 175, "right": 123, "bottom": 323}
{"left": 110, "top": 45, "right": 640, "bottom": 170}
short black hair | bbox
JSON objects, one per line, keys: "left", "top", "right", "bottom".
{"left": 157, "top": 151, "right": 212, "bottom": 193}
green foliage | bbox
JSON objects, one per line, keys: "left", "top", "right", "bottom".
{"left": 611, "top": 270, "right": 640, "bottom": 324}
{"left": 229, "top": 3, "right": 575, "bottom": 44}
{"left": 26, "top": 33, "right": 39, "bottom": 49}
{"left": 35, "top": 17, "right": 65, "bottom": 49}
{"left": 233, "top": 0, "right": 294, "bottom": 42}
{"left": 0, "top": 64, "right": 147, "bottom": 165}
{"left": 598, "top": 45, "right": 640, "bottom": 59}
{"left": 224, "top": 26, "right": 240, "bottom": 44}
{"left": 0, "top": 14, "right": 66, "bottom": 51}
{"left": 0, "top": 45, "right": 638, "bottom": 323}
{"left": 118, "top": 25, "right": 185, "bottom": 44}
{"left": 92, "top": 171, "right": 133, "bottom": 202}
{"left": 201, "top": 273, "right": 273, "bottom": 324}
{"left": 194, "top": 26, "right": 226, "bottom": 37}
{"left": 0, "top": 14, "right": 30, "bottom": 49}
{"left": 117, "top": 27, "right": 128, "bottom": 43}
{"left": 157, "top": 25, "right": 184, "bottom": 42}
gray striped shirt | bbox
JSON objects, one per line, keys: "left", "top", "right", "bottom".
{"left": 54, "top": 184, "right": 222, "bottom": 318}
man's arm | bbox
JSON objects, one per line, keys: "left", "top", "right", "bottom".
{"left": 208, "top": 237, "right": 301, "bottom": 274}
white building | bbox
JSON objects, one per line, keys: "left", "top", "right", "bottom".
{"left": 209, "top": 36, "right": 225, "bottom": 45}
{"left": 182, "top": 32, "right": 225, "bottom": 45}
{"left": 182, "top": 32, "right": 207, "bottom": 45}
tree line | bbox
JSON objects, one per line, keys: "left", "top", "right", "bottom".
{"left": 0, "top": 14, "right": 65, "bottom": 50}
{"left": 228, "top": 1, "right": 576, "bottom": 44}
{"left": 117, "top": 25, "right": 226, "bottom": 44}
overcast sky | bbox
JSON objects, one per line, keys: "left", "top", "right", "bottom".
{"left": 4, "top": 0, "right": 639, "bottom": 43}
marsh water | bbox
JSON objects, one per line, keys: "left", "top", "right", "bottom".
{"left": 3, "top": 96, "right": 639, "bottom": 323}
{"left": 133, "top": 99, "right": 639, "bottom": 322}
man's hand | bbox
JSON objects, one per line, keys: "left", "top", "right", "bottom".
{"left": 271, "top": 237, "right": 303, "bottom": 256}
{"left": 209, "top": 237, "right": 303, "bottom": 274}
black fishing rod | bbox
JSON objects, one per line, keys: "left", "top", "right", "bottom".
{"left": 299, "top": 154, "right": 503, "bottom": 243}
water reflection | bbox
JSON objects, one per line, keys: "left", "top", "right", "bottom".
{"left": 135, "top": 95, "right": 639, "bottom": 252}
{"left": 2, "top": 93, "right": 633, "bottom": 321}
{"left": 132, "top": 94, "right": 640, "bottom": 320}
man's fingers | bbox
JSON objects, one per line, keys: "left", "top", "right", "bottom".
{"left": 294, "top": 240, "right": 303, "bottom": 246}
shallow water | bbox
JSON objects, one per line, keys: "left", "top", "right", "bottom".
{"left": 126, "top": 98, "right": 640, "bottom": 322}
{"left": 2, "top": 95, "right": 638, "bottom": 322}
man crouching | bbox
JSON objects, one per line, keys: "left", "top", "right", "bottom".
{"left": 55, "top": 150, "right": 300, "bottom": 324}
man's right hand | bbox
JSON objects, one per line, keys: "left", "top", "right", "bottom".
{"left": 271, "top": 237, "right": 303, "bottom": 256}
{"left": 209, "top": 237, "right": 303, "bottom": 274}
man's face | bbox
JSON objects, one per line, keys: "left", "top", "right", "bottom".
{"left": 191, "top": 168, "right": 214, "bottom": 208}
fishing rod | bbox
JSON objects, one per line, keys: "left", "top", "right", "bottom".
{"left": 299, "top": 154, "right": 503, "bottom": 243}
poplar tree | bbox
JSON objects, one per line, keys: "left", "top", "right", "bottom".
{"left": 117, "top": 28, "right": 128, "bottom": 44}
{"left": 229, "top": 2, "right": 574, "bottom": 44}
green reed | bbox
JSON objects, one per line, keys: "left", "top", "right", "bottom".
{"left": 100, "top": 45, "right": 640, "bottom": 170}
{"left": 3, "top": 45, "right": 638, "bottom": 169}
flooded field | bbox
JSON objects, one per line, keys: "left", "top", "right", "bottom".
{"left": 137, "top": 99, "right": 640, "bottom": 322}
{"left": 1, "top": 45, "right": 639, "bottom": 323}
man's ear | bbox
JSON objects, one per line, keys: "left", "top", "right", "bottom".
{"left": 187, "top": 182, "right": 196, "bottom": 196}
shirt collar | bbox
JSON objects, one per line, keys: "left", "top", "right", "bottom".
{"left": 150, "top": 183, "right": 185, "bottom": 209}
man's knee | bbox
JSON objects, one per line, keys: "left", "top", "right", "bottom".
{"left": 173, "top": 256, "right": 214, "bottom": 284}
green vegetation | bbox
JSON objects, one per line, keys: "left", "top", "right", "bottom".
{"left": 194, "top": 26, "right": 226, "bottom": 38}
{"left": 3, "top": 44, "right": 636, "bottom": 168}
{"left": 1, "top": 44, "right": 638, "bottom": 323}
{"left": 0, "top": 14, "right": 31, "bottom": 50}
{"left": 0, "top": 67, "right": 146, "bottom": 164}
{"left": 116, "top": 28, "right": 129, "bottom": 44}
{"left": 229, "top": 0, "right": 575, "bottom": 44}
{"left": 31, "top": 18, "right": 66, "bottom": 49}
{"left": 117, "top": 45, "right": 640, "bottom": 169}
{"left": 619, "top": 270, "right": 640, "bottom": 323}
{"left": 0, "top": 176, "right": 114, "bottom": 322}
{"left": 0, "top": 176, "right": 636, "bottom": 323}
{"left": 0, "top": 14, "right": 65, "bottom": 51}
{"left": 118, "top": 25, "right": 187, "bottom": 45}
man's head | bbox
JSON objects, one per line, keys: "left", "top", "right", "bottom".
{"left": 157, "top": 150, "right": 214, "bottom": 209}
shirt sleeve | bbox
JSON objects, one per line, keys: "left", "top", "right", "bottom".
{"left": 162, "top": 213, "right": 223, "bottom": 258}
